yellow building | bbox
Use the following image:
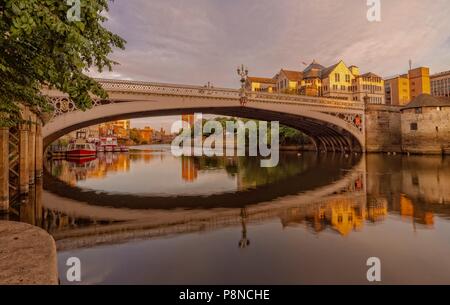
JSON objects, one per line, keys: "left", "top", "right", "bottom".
{"left": 137, "top": 126, "right": 153, "bottom": 143}
{"left": 320, "top": 60, "right": 355, "bottom": 100}
{"left": 99, "top": 120, "right": 130, "bottom": 139}
{"left": 275, "top": 69, "right": 302, "bottom": 94}
{"left": 352, "top": 72, "right": 385, "bottom": 104}
{"left": 300, "top": 60, "right": 324, "bottom": 97}
{"left": 384, "top": 67, "right": 431, "bottom": 106}
{"left": 113, "top": 120, "right": 131, "bottom": 130}
{"left": 245, "top": 77, "right": 277, "bottom": 93}
{"left": 409, "top": 67, "right": 431, "bottom": 100}
{"left": 248, "top": 60, "right": 386, "bottom": 103}
{"left": 385, "top": 75, "right": 410, "bottom": 106}
{"left": 308, "top": 60, "right": 384, "bottom": 102}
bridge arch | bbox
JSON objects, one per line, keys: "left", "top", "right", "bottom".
{"left": 42, "top": 79, "right": 365, "bottom": 152}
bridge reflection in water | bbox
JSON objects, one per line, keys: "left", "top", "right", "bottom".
{"left": 5, "top": 152, "right": 450, "bottom": 254}
{"left": 4, "top": 150, "right": 450, "bottom": 284}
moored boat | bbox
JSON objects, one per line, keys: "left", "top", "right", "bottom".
{"left": 67, "top": 140, "right": 97, "bottom": 158}
{"left": 99, "top": 136, "right": 119, "bottom": 153}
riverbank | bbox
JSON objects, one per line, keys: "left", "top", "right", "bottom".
{"left": 0, "top": 221, "right": 58, "bottom": 285}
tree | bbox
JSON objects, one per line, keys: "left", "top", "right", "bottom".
{"left": 129, "top": 128, "right": 141, "bottom": 145}
{"left": 0, "top": 0, "right": 125, "bottom": 127}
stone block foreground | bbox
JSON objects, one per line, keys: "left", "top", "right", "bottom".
{"left": 0, "top": 221, "right": 58, "bottom": 285}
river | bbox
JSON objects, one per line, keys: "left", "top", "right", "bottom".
{"left": 4, "top": 145, "right": 450, "bottom": 284}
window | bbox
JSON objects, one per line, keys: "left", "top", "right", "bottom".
{"left": 341, "top": 85, "right": 346, "bottom": 90}
{"left": 345, "top": 74, "right": 350, "bottom": 83}
{"left": 415, "top": 108, "right": 422, "bottom": 114}
{"left": 412, "top": 175, "right": 419, "bottom": 186}
{"left": 410, "top": 122, "right": 418, "bottom": 131}
{"left": 335, "top": 73, "right": 340, "bottom": 82}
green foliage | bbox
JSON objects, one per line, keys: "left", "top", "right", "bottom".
{"left": 129, "top": 128, "right": 141, "bottom": 144}
{"left": 279, "top": 125, "right": 309, "bottom": 145}
{"left": 178, "top": 116, "right": 310, "bottom": 145}
{"left": 0, "top": 0, "right": 125, "bottom": 127}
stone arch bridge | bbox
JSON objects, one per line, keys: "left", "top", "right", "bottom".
{"left": 42, "top": 79, "right": 366, "bottom": 152}
{"left": 1, "top": 78, "right": 368, "bottom": 212}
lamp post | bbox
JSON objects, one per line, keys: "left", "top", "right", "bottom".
{"left": 238, "top": 207, "right": 250, "bottom": 249}
{"left": 237, "top": 64, "right": 248, "bottom": 106}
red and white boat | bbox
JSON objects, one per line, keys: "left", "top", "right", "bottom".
{"left": 99, "top": 136, "right": 119, "bottom": 153}
{"left": 66, "top": 140, "right": 97, "bottom": 158}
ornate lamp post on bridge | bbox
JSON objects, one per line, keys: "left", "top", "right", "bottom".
{"left": 237, "top": 64, "right": 249, "bottom": 106}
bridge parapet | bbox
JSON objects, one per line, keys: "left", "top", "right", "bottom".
{"left": 91, "top": 78, "right": 241, "bottom": 99}
{"left": 44, "top": 78, "right": 365, "bottom": 117}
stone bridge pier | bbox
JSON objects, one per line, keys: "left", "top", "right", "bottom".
{"left": 0, "top": 106, "right": 44, "bottom": 213}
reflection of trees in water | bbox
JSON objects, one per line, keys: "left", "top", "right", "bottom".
{"left": 179, "top": 153, "right": 314, "bottom": 190}
{"left": 19, "top": 153, "right": 450, "bottom": 248}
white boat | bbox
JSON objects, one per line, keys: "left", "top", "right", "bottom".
{"left": 100, "top": 137, "right": 119, "bottom": 153}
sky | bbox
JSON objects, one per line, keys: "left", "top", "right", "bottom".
{"left": 87, "top": 0, "right": 450, "bottom": 130}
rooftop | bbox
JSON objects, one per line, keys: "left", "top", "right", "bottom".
{"left": 431, "top": 70, "right": 450, "bottom": 78}
{"left": 401, "top": 94, "right": 450, "bottom": 110}
{"left": 280, "top": 69, "right": 303, "bottom": 81}
{"left": 247, "top": 76, "right": 277, "bottom": 84}
{"left": 359, "top": 72, "right": 382, "bottom": 78}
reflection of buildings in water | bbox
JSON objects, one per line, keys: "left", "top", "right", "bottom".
{"left": 399, "top": 194, "right": 434, "bottom": 227}
{"left": 280, "top": 197, "right": 387, "bottom": 236}
{"left": 366, "top": 197, "right": 388, "bottom": 223}
{"left": 367, "top": 154, "right": 450, "bottom": 206}
{"left": 18, "top": 154, "right": 450, "bottom": 250}
{"left": 400, "top": 157, "right": 450, "bottom": 205}
{"left": 141, "top": 153, "right": 156, "bottom": 164}
{"left": 181, "top": 156, "right": 198, "bottom": 182}
{"left": 49, "top": 153, "right": 131, "bottom": 185}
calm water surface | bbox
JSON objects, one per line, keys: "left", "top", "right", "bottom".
{"left": 7, "top": 145, "right": 450, "bottom": 284}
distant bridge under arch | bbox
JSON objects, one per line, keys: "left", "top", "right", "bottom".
{"left": 42, "top": 79, "right": 366, "bottom": 152}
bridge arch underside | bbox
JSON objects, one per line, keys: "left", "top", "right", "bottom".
{"left": 43, "top": 106, "right": 362, "bottom": 153}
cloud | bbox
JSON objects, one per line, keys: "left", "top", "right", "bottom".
{"left": 91, "top": 0, "right": 450, "bottom": 126}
